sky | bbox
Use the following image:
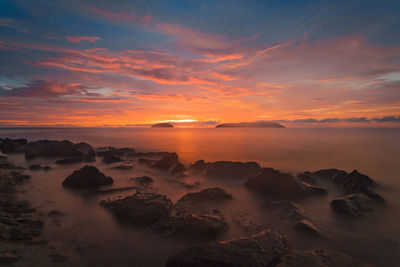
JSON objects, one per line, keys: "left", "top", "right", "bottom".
{"left": 0, "top": 0, "right": 400, "bottom": 127}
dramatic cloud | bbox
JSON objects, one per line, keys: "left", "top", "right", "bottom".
{"left": 65, "top": 36, "right": 101, "bottom": 43}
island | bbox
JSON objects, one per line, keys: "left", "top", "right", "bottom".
{"left": 151, "top": 123, "right": 174, "bottom": 128}
{"left": 216, "top": 122, "right": 285, "bottom": 128}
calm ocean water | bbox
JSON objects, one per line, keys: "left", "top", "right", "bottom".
{"left": 1, "top": 127, "right": 399, "bottom": 266}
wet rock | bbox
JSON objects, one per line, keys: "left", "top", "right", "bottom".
{"left": 245, "top": 168, "right": 306, "bottom": 200}
{"left": 204, "top": 161, "right": 261, "bottom": 179}
{"left": 62, "top": 165, "right": 113, "bottom": 188}
{"left": 166, "top": 228, "right": 291, "bottom": 267}
{"left": 300, "top": 182, "right": 327, "bottom": 196}
{"left": 312, "top": 168, "right": 348, "bottom": 181}
{"left": 16, "top": 218, "right": 44, "bottom": 228}
{"left": 25, "top": 140, "right": 95, "bottom": 162}
{"left": 55, "top": 156, "right": 83, "bottom": 164}
{"left": 175, "top": 187, "right": 233, "bottom": 215}
{"left": 151, "top": 153, "right": 178, "bottom": 170}
{"left": 297, "top": 171, "right": 318, "bottom": 185}
{"left": 102, "top": 154, "right": 123, "bottom": 164}
{"left": 137, "top": 158, "right": 156, "bottom": 166}
{"left": 87, "top": 186, "right": 137, "bottom": 196}
{"left": 170, "top": 162, "right": 186, "bottom": 176}
{"left": 101, "top": 193, "right": 173, "bottom": 226}
{"left": 232, "top": 212, "right": 267, "bottom": 235}
{"left": 47, "top": 210, "right": 66, "bottom": 218}
{"left": 277, "top": 249, "right": 373, "bottom": 267}
{"left": 330, "top": 193, "right": 381, "bottom": 217}
{"left": 3, "top": 200, "right": 35, "bottom": 214}
{"left": 261, "top": 200, "right": 307, "bottom": 222}
{"left": 9, "top": 223, "right": 42, "bottom": 240}
{"left": 29, "top": 164, "right": 42, "bottom": 170}
{"left": 151, "top": 210, "right": 228, "bottom": 240}
{"left": 188, "top": 160, "right": 206, "bottom": 173}
{"left": 333, "top": 170, "right": 378, "bottom": 194}
{"left": 128, "top": 151, "right": 173, "bottom": 158}
{"left": 0, "top": 138, "right": 28, "bottom": 154}
{"left": 294, "top": 219, "right": 321, "bottom": 237}
{"left": 130, "top": 176, "right": 154, "bottom": 186}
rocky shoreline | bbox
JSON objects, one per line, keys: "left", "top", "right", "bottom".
{"left": 0, "top": 137, "right": 392, "bottom": 266}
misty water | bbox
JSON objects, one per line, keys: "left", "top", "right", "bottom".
{"left": 0, "top": 127, "right": 399, "bottom": 266}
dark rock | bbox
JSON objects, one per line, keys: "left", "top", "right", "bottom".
{"left": 151, "top": 153, "right": 178, "bottom": 170}
{"left": 261, "top": 200, "right": 307, "bottom": 222}
{"left": 101, "top": 193, "right": 173, "bottom": 226}
{"left": 245, "top": 168, "right": 306, "bottom": 200}
{"left": 128, "top": 151, "right": 173, "bottom": 158}
{"left": 49, "top": 254, "right": 68, "bottom": 262}
{"left": 152, "top": 123, "right": 173, "bottom": 128}
{"left": 297, "top": 171, "right": 318, "bottom": 185}
{"left": 137, "top": 158, "right": 156, "bottom": 166}
{"left": 166, "top": 228, "right": 291, "bottom": 267}
{"left": 334, "top": 170, "right": 378, "bottom": 194}
{"left": 294, "top": 219, "right": 321, "bottom": 237}
{"left": 43, "top": 166, "right": 52, "bottom": 171}
{"left": 29, "top": 164, "right": 42, "bottom": 170}
{"left": 150, "top": 210, "right": 228, "bottom": 240}
{"left": 74, "top": 142, "right": 96, "bottom": 161}
{"left": 204, "top": 161, "right": 261, "bottom": 180}
{"left": 0, "top": 138, "right": 28, "bottom": 153}
{"left": 102, "top": 154, "right": 123, "bottom": 164}
{"left": 87, "top": 186, "right": 137, "bottom": 196}
{"left": 170, "top": 162, "right": 186, "bottom": 175}
{"left": 55, "top": 156, "right": 83, "bottom": 164}
{"left": 175, "top": 187, "right": 233, "bottom": 215}
{"left": 300, "top": 182, "right": 327, "bottom": 196}
{"left": 16, "top": 218, "right": 44, "bottom": 228}
{"left": 232, "top": 212, "right": 267, "bottom": 235}
{"left": 330, "top": 193, "right": 380, "bottom": 217}
{"left": 312, "top": 169, "right": 348, "bottom": 181}
{"left": 3, "top": 200, "right": 35, "bottom": 214}
{"left": 188, "top": 160, "right": 206, "bottom": 173}
{"left": 110, "top": 164, "right": 133, "bottom": 170}
{"left": 130, "top": 176, "right": 154, "bottom": 186}
{"left": 62, "top": 165, "right": 113, "bottom": 188}
{"left": 47, "top": 210, "right": 66, "bottom": 218}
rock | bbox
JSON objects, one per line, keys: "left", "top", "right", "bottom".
{"left": 330, "top": 193, "right": 380, "bottom": 217}
{"left": 175, "top": 187, "right": 233, "bottom": 215}
{"left": 232, "top": 212, "right": 266, "bottom": 235}
{"left": 129, "top": 151, "right": 173, "bottom": 158}
{"left": 86, "top": 186, "right": 137, "bottom": 196}
{"left": 170, "top": 162, "right": 186, "bottom": 176}
{"left": 62, "top": 165, "right": 113, "bottom": 188}
{"left": 294, "top": 219, "right": 321, "bottom": 237}
{"left": 188, "top": 160, "right": 206, "bottom": 173}
{"left": 312, "top": 169, "right": 348, "bottom": 181}
{"left": 0, "top": 138, "right": 28, "bottom": 153}
{"left": 300, "top": 182, "right": 327, "bottom": 196}
{"left": 49, "top": 254, "right": 68, "bottom": 262}
{"left": 24, "top": 140, "right": 95, "bottom": 162}
{"left": 150, "top": 210, "right": 228, "bottom": 240}
{"left": 0, "top": 251, "right": 19, "bottom": 265}
{"left": 29, "top": 164, "right": 42, "bottom": 170}
{"left": 152, "top": 123, "right": 173, "bottom": 128}
{"left": 204, "top": 161, "right": 261, "bottom": 179}
{"left": 137, "top": 158, "right": 156, "bottom": 166}
{"left": 166, "top": 228, "right": 291, "bottom": 267}
{"left": 245, "top": 168, "right": 306, "bottom": 200}
{"left": 97, "top": 147, "right": 135, "bottom": 158}
{"left": 333, "top": 170, "right": 378, "bottom": 194}
{"left": 102, "top": 154, "right": 123, "bottom": 164}
{"left": 47, "top": 210, "right": 66, "bottom": 218}
{"left": 43, "top": 166, "right": 52, "bottom": 171}
{"left": 297, "top": 171, "right": 318, "bottom": 185}
{"left": 3, "top": 200, "right": 35, "bottom": 214}
{"left": 110, "top": 164, "right": 133, "bottom": 170}
{"left": 261, "top": 200, "right": 307, "bottom": 222}
{"left": 101, "top": 193, "right": 173, "bottom": 226}
{"left": 130, "top": 176, "right": 154, "bottom": 186}
{"left": 16, "top": 218, "right": 44, "bottom": 228}
{"left": 276, "top": 249, "right": 373, "bottom": 267}
{"left": 151, "top": 153, "right": 178, "bottom": 170}
{"left": 55, "top": 156, "right": 83, "bottom": 164}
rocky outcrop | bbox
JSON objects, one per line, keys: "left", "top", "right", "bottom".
{"left": 188, "top": 160, "right": 206, "bottom": 173}
{"left": 24, "top": 140, "right": 95, "bottom": 162}
{"left": 175, "top": 187, "right": 233, "bottom": 215}
{"left": 0, "top": 138, "right": 28, "bottom": 154}
{"left": 101, "top": 193, "right": 173, "bottom": 226}
{"left": 330, "top": 193, "right": 382, "bottom": 217}
{"left": 166, "top": 228, "right": 372, "bottom": 267}
{"left": 62, "top": 165, "right": 113, "bottom": 188}
{"left": 150, "top": 209, "right": 228, "bottom": 240}
{"left": 151, "top": 153, "right": 179, "bottom": 170}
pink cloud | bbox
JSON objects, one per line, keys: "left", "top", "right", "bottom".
{"left": 65, "top": 36, "right": 101, "bottom": 43}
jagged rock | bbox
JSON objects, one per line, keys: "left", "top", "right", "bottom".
{"left": 312, "top": 169, "right": 348, "bottom": 181}
{"left": 62, "top": 165, "right": 113, "bottom": 188}
{"left": 128, "top": 151, "right": 173, "bottom": 158}
{"left": 333, "top": 170, "right": 378, "bottom": 195}
{"left": 101, "top": 193, "right": 173, "bottom": 226}
{"left": 24, "top": 140, "right": 95, "bottom": 161}
{"left": 102, "top": 154, "right": 123, "bottom": 164}
{"left": 170, "top": 162, "right": 186, "bottom": 175}
{"left": 55, "top": 156, "right": 83, "bottom": 164}
{"left": 261, "top": 200, "right": 307, "bottom": 222}
{"left": 0, "top": 138, "right": 28, "bottom": 153}
{"left": 150, "top": 210, "right": 228, "bottom": 240}
{"left": 175, "top": 187, "right": 233, "bottom": 215}
{"left": 330, "top": 193, "right": 381, "bottom": 217}
{"left": 232, "top": 212, "right": 267, "bottom": 235}
{"left": 297, "top": 171, "right": 318, "bottom": 185}
{"left": 245, "top": 168, "right": 306, "bottom": 200}
{"left": 151, "top": 153, "right": 178, "bottom": 170}
{"left": 300, "top": 182, "right": 327, "bottom": 196}
{"left": 294, "top": 219, "right": 322, "bottom": 237}
{"left": 204, "top": 161, "right": 261, "bottom": 179}
{"left": 29, "top": 164, "right": 42, "bottom": 170}
{"left": 166, "top": 228, "right": 291, "bottom": 267}
{"left": 188, "top": 160, "right": 206, "bottom": 173}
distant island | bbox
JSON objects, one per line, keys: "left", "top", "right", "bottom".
{"left": 216, "top": 122, "right": 285, "bottom": 128}
{"left": 151, "top": 123, "right": 174, "bottom": 128}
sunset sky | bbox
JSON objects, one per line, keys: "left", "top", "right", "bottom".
{"left": 1, "top": 0, "right": 400, "bottom": 127}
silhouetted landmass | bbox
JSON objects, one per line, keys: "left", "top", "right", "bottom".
{"left": 151, "top": 123, "right": 174, "bottom": 128}
{"left": 216, "top": 122, "right": 285, "bottom": 128}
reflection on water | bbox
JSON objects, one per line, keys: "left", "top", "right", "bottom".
{"left": 1, "top": 127, "right": 400, "bottom": 266}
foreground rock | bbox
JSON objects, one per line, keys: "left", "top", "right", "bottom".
{"left": 175, "top": 187, "right": 233, "bottom": 215}
{"left": 330, "top": 193, "right": 383, "bottom": 217}
{"left": 245, "top": 168, "right": 326, "bottom": 200}
{"left": 150, "top": 209, "right": 228, "bottom": 240}
{"left": 62, "top": 165, "right": 113, "bottom": 188}
{"left": 166, "top": 228, "right": 372, "bottom": 267}
{"left": 101, "top": 193, "right": 173, "bottom": 226}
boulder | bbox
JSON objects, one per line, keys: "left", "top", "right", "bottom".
{"left": 101, "top": 193, "right": 173, "bottom": 226}
{"left": 333, "top": 170, "right": 377, "bottom": 194}
{"left": 232, "top": 212, "right": 267, "bottom": 235}
{"left": 330, "top": 193, "right": 381, "bottom": 217}
{"left": 175, "top": 187, "right": 233, "bottom": 215}
{"left": 311, "top": 169, "right": 348, "bottom": 181}
{"left": 62, "top": 165, "right": 113, "bottom": 188}
{"left": 151, "top": 153, "right": 179, "bottom": 170}
{"left": 300, "top": 182, "right": 327, "bottom": 196}
{"left": 170, "top": 162, "right": 187, "bottom": 176}
{"left": 261, "top": 200, "right": 307, "bottom": 222}
{"left": 297, "top": 171, "right": 318, "bottom": 185}
{"left": 102, "top": 154, "right": 123, "bottom": 164}
{"left": 74, "top": 142, "right": 96, "bottom": 161}
{"left": 188, "top": 160, "right": 206, "bottom": 173}
{"left": 245, "top": 168, "right": 306, "bottom": 200}
{"left": 150, "top": 210, "right": 228, "bottom": 240}
{"left": 294, "top": 219, "right": 322, "bottom": 237}
{"left": 204, "top": 161, "right": 261, "bottom": 179}
{"left": 166, "top": 228, "right": 291, "bottom": 267}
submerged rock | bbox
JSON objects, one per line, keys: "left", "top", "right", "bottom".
{"left": 170, "top": 162, "right": 187, "bottom": 176}
{"left": 175, "top": 187, "right": 233, "bottom": 215}
{"left": 150, "top": 209, "right": 228, "bottom": 240}
{"left": 102, "top": 154, "right": 123, "bottom": 164}
{"left": 151, "top": 153, "right": 179, "bottom": 170}
{"left": 188, "top": 160, "right": 206, "bottom": 173}
{"left": 101, "top": 193, "right": 173, "bottom": 226}
{"left": 62, "top": 165, "right": 113, "bottom": 188}
{"left": 330, "top": 193, "right": 382, "bottom": 217}
{"left": 110, "top": 164, "right": 133, "bottom": 170}
{"left": 204, "top": 161, "right": 261, "bottom": 179}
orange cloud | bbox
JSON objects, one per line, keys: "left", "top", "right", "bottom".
{"left": 65, "top": 36, "right": 101, "bottom": 43}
